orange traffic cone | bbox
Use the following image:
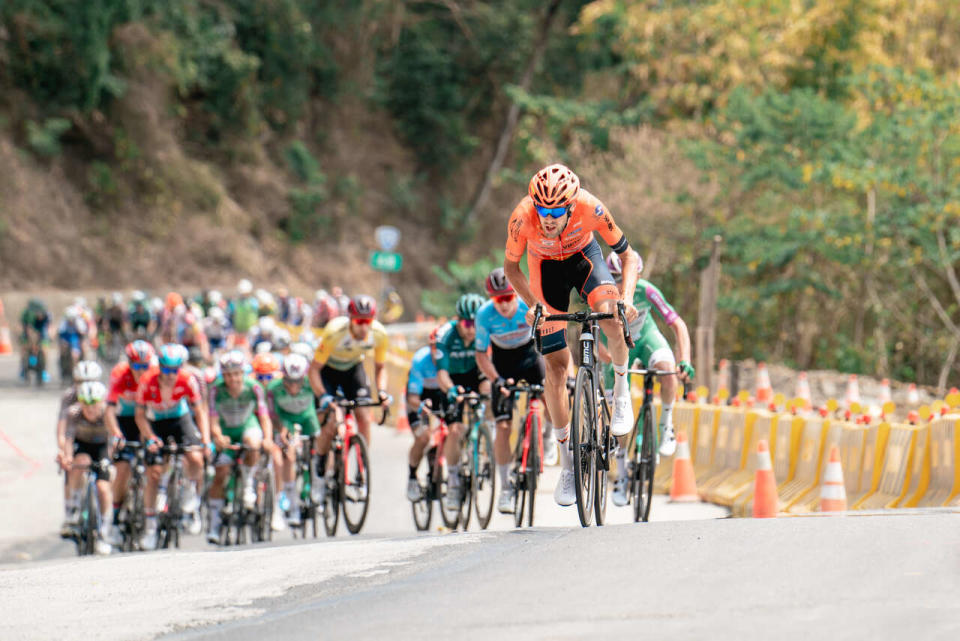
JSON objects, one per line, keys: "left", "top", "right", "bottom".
{"left": 716, "top": 358, "right": 731, "bottom": 399}
{"left": 752, "top": 439, "right": 777, "bottom": 518}
{"left": 879, "top": 378, "right": 892, "bottom": 404}
{"left": 795, "top": 372, "right": 812, "bottom": 410}
{"left": 819, "top": 446, "right": 847, "bottom": 512}
{"left": 669, "top": 431, "right": 699, "bottom": 503}
{"left": 0, "top": 298, "right": 10, "bottom": 355}
{"left": 844, "top": 374, "right": 861, "bottom": 407}
{"left": 907, "top": 383, "right": 920, "bottom": 405}
{"left": 395, "top": 395, "right": 410, "bottom": 433}
{"left": 755, "top": 362, "right": 773, "bottom": 403}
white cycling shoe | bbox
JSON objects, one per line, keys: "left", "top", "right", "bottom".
{"left": 554, "top": 469, "right": 576, "bottom": 506}
{"left": 542, "top": 432, "right": 558, "bottom": 466}
{"left": 611, "top": 393, "right": 634, "bottom": 437}
{"left": 140, "top": 523, "right": 158, "bottom": 551}
{"left": 181, "top": 485, "right": 201, "bottom": 514}
{"left": 659, "top": 425, "right": 677, "bottom": 457}
{"left": 207, "top": 523, "right": 221, "bottom": 544}
{"left": 271, "top": 508, "right": 286, "bottom": 532}
{"left": 443, "top": 484, "right": 462, "bottom": 512}
{"left": 612, "top": 477, "right": 629, "bottom": 507}
{"left": 95, "top": 539, "right": 112, "bottom": 556}
{"left": 497, "top": 484, "right": 516, "bottom": 514}
{"left": 406, "top": 478, "right": 421, "bottom": 502}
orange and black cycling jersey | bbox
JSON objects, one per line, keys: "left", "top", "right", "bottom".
{"left": 505, "top": 189, "right": 628, "bottom": 262}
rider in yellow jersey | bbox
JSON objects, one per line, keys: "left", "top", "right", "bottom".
{"left": 308, "top": 295, "right": 391, "bottom": 506}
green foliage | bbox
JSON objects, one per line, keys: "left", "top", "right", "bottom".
{"left": 283, "top": 141, "right": 328, "bottom": 242}
{"left": 25, "top": 118, "right": 71, "bottom": 156}
{"left": 85, "top": 161, "right": 118, "bottom": 208}
{"left": 420, "top": 251, "right": 506, "bottom": 316}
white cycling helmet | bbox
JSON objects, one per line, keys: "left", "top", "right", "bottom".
{"left": 290, "top": 342, "right": 314, "bottom": 361}
{"left": 218, "top": 350, "right": 246, "bottom": 373}
{"left": 77, "top": 381, "right": 107, "bottom": 404}
{"left": 282, "top": 353, "right": 309, "bottom": 380}
{"left": 64, "top": 305, "right": 79, "bottom": 321}
{"left": 273, "top": 328, "right": 291, "bottom": 350}
{"left": 255, "top": 341, "right": 273, "bottom": 354}
{"left": 209, "top": 290, "right": 223, "bottom": 305}
{"left": 150, "top": 297, "right": 164, "bottom": 313}
{"left": 73, "top": 360, "right": 103, "bottom": 382}
{"left": 131, "top": 290, "right": 146, "bottom": 303}
{"left": 238, "top": 279, "right": 253, "bottom": 295}
{"left": 258, "top": 316, "right": 276, "bottom": 334}
{"left": 208, "top": 306, "right": 226, "bottom": 323}
{"left": 111, "top": 291, "right": 123, "bottom": 305}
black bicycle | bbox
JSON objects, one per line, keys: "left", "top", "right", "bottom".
{"left": 409, "top": 400, "right": 453, "bottom": 532}
{"left": 624, "top": 367, "right": 677, "bottom": 522}
{"left": 154, "top": 439, "right": 190, "bottom": 550}
{"left": 441, "top": 391, "right": 495, "bottom": 531}
{"left": 288, "top": 425, "right": 322, "bottom": 539}
{"left": 217, "top": 444, "right": 273, "bottom": 545}
{"left": 535, "top": 302, "right": 633, "bottom": 527}
{"left": 68, "top": 458, "right": 111, "bottom": 556}
{"left": 114, "top": 441, "right": 147, "bottom": 552}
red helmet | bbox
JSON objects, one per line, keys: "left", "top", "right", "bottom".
{"left": 348, "top": 295, "right": 377, "bottom": 321}
{"left": 125, "top": 340, "right": 155, "bottom": 366}
{"left": 485, "top": 267, "right": 514, "bottom": 297}
{"left": 529, "top": 164, "right": 580, "bottom": 208}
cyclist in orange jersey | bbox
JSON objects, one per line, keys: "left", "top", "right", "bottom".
{"left": 503, "top": 163, "right": 640, "bottom": 507}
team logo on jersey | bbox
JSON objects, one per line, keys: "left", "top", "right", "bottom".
{"left": 595, "top": 205, "right": 604, "bottom": 217}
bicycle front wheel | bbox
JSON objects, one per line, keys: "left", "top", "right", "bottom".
{"left": 636, "top": 403, "right": 656, "bottom": 523}
{"left": 257, "top": 468, "right": 274, "bottom": 542}
{"left": 323, "top": 458, "right": 341, "bottom": 537}
{"left": 571, "top": 368, "right": 596, "bottom": 527}
{"left": 472, "top": 422, "right": 495, "bottom": 530}
{"left": 526, "top": 413, "right": 540, "bottom": 527}
{"left": 80, "top": 480, "right": 98, "bottom": 556}
{"left": 411, "top": 455, "right": 433, "bottom": 531}
{"left": 342, "top": 434, "right": 370, "bottom": 535}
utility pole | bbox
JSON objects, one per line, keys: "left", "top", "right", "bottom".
{"left": 696, "top": 235, "right": 723, "bottom": 395}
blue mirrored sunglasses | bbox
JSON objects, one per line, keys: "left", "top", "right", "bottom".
{"left": 535, "top": 204, "right": 569, "bottom": 219}
{"left": 256, "top": 374, "right": 273, "bottom": 382}
{"left": 130, "top": 362, "right": 149, "bottom": 371}
{"left": 160, "top": 366, "right": 180, "bottom": 375}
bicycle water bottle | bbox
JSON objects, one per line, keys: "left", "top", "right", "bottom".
{"left": 157, "top": 482, "right": 168, "bottom": 513}
{"left": 278, "top": 491, "right": 290, "bottom": 513}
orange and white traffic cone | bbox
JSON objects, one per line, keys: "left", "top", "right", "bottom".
{"left": 755, "top": 362, "right": 773, "bottom": 403}
{"left": 669, "top": 430, "right": 699, "bottom": 503}
{"left": 395, "top": 395, "right": 410, "bottom": 433}
{"left": 0, "top": 325, "right": 11, "bottom": 354}
{"left": 819, "top": 446, "right": 847, "bottom": 512}
{"left": 716, "top": 359, "right": 731, "bottom": 400}
{"left": 752, "top": 439, "right": 778, "bottom": 518}
{"left": 907, "top": 383, "right": 920, "bottom": 405}
{"left": 844, "top": 374, "right": 861, "bottom": 408}
{"left": 796, "top": 371, "right": 812, "bottom": 410}
{"left": 879, "top": 378, "right": 892, "bottom": 404}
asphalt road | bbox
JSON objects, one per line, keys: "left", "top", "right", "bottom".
{"left": 3, "top": 354, "right": 957, "bottom": 641}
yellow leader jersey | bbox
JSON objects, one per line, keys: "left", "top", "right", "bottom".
{"left": 313, "top": 316, "right": 389, "bottom": 371}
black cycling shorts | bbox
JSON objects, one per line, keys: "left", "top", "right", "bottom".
{"left": 492, "top": 343, "right": 545, "bottom": 422}
{"left": 73, "top": 440, "right": 110, "bottom": 481}
{"left": 534, "top": 239, "right": 619, "bottom": 355}
{"left": 407, "top": 387, "right": 448, "bottom": 435}
{"left": 320, "top": 364, "right": 370, "bottom": 402}
{"left": 117, "top": 414, "right": 140, "bottom": 442}
{"left": 146, "top": 414, "right": 202, "bottom": 465}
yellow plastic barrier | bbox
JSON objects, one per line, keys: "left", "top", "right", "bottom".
{"left": 734, "top": 412, "right": 804, "bottom": 517}
{"left": 696, "top": 406, "right": 754, "bottom": 495}
{"left": 692, "top": 405, "right": 720, "bottom": 479}
{"left": 654, "top": 401, "right": 698, "bottom": 494}
{"left": 854, "top": 422, "right": 918, "bottom": 509}
{"left": 786, "top": 420, "right": 846, "bottom": 514}
{"left": 705, "top": 409, "right": 777, "bottom": 506}
{"left": 918, "top": 414, "right": 960, "bottom": 507}
{"left": 841, "top": 421, "right": 888, "bottom": 509}
{"left": 777, "top": 416, "right": 830, "bottom": 510}
{"left": 900, "top": 423, "right": 931, "bottom": 507}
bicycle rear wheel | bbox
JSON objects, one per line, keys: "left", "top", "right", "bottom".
{"left": 512, "top": 423, "right": 526, "bottom": 528}
{"left": 636, "top": 403, "right": 656, "bottom": 522}
{"left": 342, "top": 434, "right": 371, "bottom": 534}
{"left": 457, "top": 439, "right": 473, "bottom": 531}
{"left": 571, "top": 368, "right": 596, "bottom": 527}
{"left": 471, "top": 422, "right": 495, "bottom": 530}
{"left": 411, "top": 455, "right": 433, "bottom": 531}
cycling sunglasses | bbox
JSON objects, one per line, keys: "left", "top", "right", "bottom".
{"left": 256, "top": 373, "right": 273, "bottom": 383}
{"left": 459, "top": 319, "right": 475, "bottom": 328}
{"left": 159, "top": 366, "right": 180, "bottom": 375}
{"left": 130, "top": 362, "right": 149, "bottom": 371}
{"left": 493, "top": 294, "right": 516, "bottom": 304}
{"left": 352, "top": 318, "right": 373, "bottom": 326}
{"left": 535, "top": 204, "right": 571, "bottom": 219}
